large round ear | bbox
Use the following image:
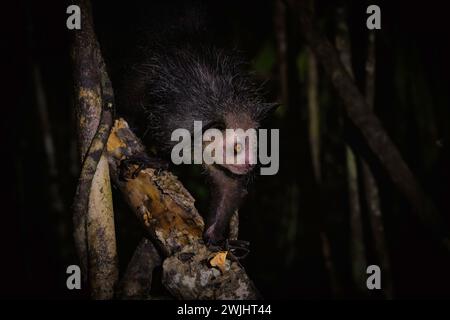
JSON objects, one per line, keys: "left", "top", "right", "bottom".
{"left": 256, "top": 102, "right": 280, "bottom": 121}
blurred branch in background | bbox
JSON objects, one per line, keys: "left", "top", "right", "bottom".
{"left": 363, "top": 31, "right": 393, "bottom": 299}
{"left": 320, "top": 232, "right": 342, "bottom": 297}
{"left": 33, "top": 62, "right": 74, "bottom": 266}
{"left": 274, "top": 0, "right": 302, "bottom": 269}
{"left": 305, "top": 0, "right": 343, "bottom": 297}
{"left": 307, "top": 49, "right": 321, "bottom": 183}
{"left": 293, "top": 0, "right": 450, "bottom": 252}
{"left": 346, "top": 147, "right": 367, "bottom": 292}
{"left": 33, "top": 66, "right": 65, "bottom": 217}
{"left": 274, "top": 0, "right": 289, "bottom": 105}
{"left": 335, "top": 7, "right": 368, "bottom": 294}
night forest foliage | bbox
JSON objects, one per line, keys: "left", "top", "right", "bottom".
{"left": 3, "top": 0, "right": 450, "bottom": 298}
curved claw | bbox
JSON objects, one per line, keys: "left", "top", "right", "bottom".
{"left": 226, "top": 239, "right": 250, "bottom": 260}
{"left": 205, "top": 238, "right": 250, "bottom": 260}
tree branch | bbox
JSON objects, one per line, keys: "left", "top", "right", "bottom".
{"left": 106, "top": 119, "right": 260, "bottom": 299}
{"left": 335, "top": 7, "right": 367, "bottom": 292}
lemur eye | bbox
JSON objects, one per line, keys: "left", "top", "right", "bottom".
{"left": 234, "top": 142, "right": 243, "bottom": 154}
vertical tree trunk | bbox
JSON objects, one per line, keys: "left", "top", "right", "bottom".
{"left": 320, "top": 232, "right": 342, "bottom": 297}
{"left": 72, "top": 0, "right": 118, "bottom": 299}
{"left": 274, "top": 0, "right": 289, "bottom": 105}
{"left": 362, "top": 31, "right": 393, "bottom": 299}
{"left": 307, "top": 50, "right": 321, "bottom": 183}
{"left": 335, "top": 8, "right": 367, "bottom": 292}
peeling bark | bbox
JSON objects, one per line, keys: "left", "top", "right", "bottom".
{"left": 163, "top": 244, "right": 259, "bottom": 300}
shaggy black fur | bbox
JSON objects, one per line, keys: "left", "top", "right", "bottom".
{"left": 95, "top": 1, "right": 276, "bottom": 246}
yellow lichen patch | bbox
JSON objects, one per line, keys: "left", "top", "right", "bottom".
{"left": 79, "top": 115, "right": 86, "bottom": 126}
{"left": 125, "top": 173, "right": 170, "bottom": 236}
{"left": 209, "top": 251, "right": 228, "bottom": 274}
{"left": 107, "top": 120, "right": 127, "bottom": 154}
{"left": 79, "top": 87, "right": 101, "bottom": 102}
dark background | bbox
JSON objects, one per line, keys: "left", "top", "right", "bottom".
{"left": 2, "top": 0, "right": 450, "bottom": 298}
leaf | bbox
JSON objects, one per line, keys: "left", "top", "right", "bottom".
{"left": 209, "top": 251, "right": 228, "bottom": 274}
